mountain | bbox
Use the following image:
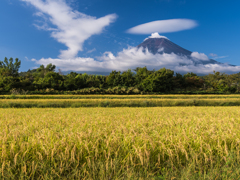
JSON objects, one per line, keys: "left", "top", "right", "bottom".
{"left": 138, "top": 37, "right": 192, "bottom": 56}
{"left": 137, "top": 34, "right": 221, "bottom": 65}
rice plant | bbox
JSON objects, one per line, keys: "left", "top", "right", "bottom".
{"left": 1, "top": 107, "right": 240, "bottom": 179}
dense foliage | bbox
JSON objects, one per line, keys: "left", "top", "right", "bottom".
{"left": 1, "top": 57, "right": 240, "bottom": 94}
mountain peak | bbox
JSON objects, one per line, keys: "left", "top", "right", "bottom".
{"left": 138, "top": 35, "right": 192, "bottom": 56}
{"left": 144, "top": 32, "right": 169, "bottom": 41}
{"left": 137, "top": 34, "right": 222, "bottom": 65}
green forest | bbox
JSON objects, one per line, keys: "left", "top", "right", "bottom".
{"left": 1, "top": 57, "right": 240, "bottom": 95}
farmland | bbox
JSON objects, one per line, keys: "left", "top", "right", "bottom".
{"left": 1, "top": 102, "right": 240, "bottom": 179}
{"left": 0, "top": 94, "right": 240, "bottom": 108}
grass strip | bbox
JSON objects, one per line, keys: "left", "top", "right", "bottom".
{"left": 0, "top": 98, "right": 240, "bottom": 108}
{"left": 1, "top": 94, "right": 240, "bottom": 99}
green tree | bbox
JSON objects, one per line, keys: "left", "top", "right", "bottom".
{"left": 229, "top": 73, "right": 240, "bottom": 92}
{"left": 0, "top": 57, "right": 21, "bottom": 77}
{"left": 204, "top": 71, "right": 229, "bottom": 92}
{"left": 65, "top": 73, "right": 88, "bottom": 90}
{"left": 35, "top": 64, "right": 56, "bottom": 78}
{"left": 121, "top": 69, "right": 135, "bottom": 87}
{"left": 184, "top": 76, "right": 204, "bottom": 90}
{"left": 134, "top": 67, "right": 154, "bottom": 86}
{"left": 0, "top": 57, "right": 21, "bottom": 92}
{"left": 86, "top": 75, "right": 101, "bottom": 88}
{"left": 182, "top": 72, "right": 204, "bottom": 90}
{"left": 183, "top": 72, "right": 197, "bottom": 78}
{"left": 0, "top": 76, "right": 17, "bottom": 91}
{"left": 64, "top": 72, "right": 80, "bottom": 90}
{"left": 172, "top": 73, "right": 184, "bottom": 90}
{"left": 141, "top": 68, "right": 174, "bottom": 92}
{"left": 106, "top": 70, "right": 122, "bottom": 87}
{"left": 33, "top": 71, "right": 64, "bottom": 90}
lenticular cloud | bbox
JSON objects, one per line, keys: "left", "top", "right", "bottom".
{"left": 127, "top": 19, "right": 198, "bottom": 34}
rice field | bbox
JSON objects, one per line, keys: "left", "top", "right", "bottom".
{"left": 0, "top": 94, "right": 240, "bottom": 108}
{"left": 1, "top": 107, "right": 240, "bottom": 179}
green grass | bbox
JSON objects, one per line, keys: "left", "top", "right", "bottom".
{"left": 0, "top": 98, "right": 240, "bottom": 108}
{"left": 2, "top": 94, "right": 240, "bottom": 99}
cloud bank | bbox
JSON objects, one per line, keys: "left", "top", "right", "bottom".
{"left": 33, "top": 46, "right": 240, "bottom": 74}
{"left": 126, "top": 19, "right": 198, "bottom": 34}
{"left": 22, "top": 0, "right": 117, "bottom": 59}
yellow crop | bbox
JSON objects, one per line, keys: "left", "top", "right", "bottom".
{"left": 1, "top": 107, "right": 240, "bottom": 179}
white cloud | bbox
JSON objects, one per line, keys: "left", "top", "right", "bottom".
{"left": 32, "top": 57, "right": 102, "bottom": 71}
{"left": 86, "top": 48, "right": 96, "bottom": 54}
{"left": 209, "top": 53, "right": 228, "bottom": 60}
{"left": 126, "top": 19, "right": 198, "bottom": 34}
{"left": 174, "top": 63, "right": 240, "bottom": 74}
{"left": 191, "top": 52, "right": 209, "bottom": 61}
{"left": 25, "top": 56, "right": 30, "bottom": 61}
{"left": 209, "top": 53, "right": 218, "bottom": 57}
{"left": 144, "top": 32, "right": 169, "bottom": 41}
{"left": 21, "top": 0, "right": 117, "bottom": 59}
{"left": 213, "top": 56, "right": 228, "bottom": 60}
{"left": 33, "top": 46, "right": 240, "bottom": 74}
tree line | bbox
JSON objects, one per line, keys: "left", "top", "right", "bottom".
{"left": 0, "top": 57, "right": 240, "bottom": 94}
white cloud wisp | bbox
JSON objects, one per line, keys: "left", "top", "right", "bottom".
{"left": 126, "top": 19, "right": 198, "bottom": 34}
{"left": 22, "top": 0, "right": 117, "bottom": 59}
{"left": 209, "top": 53, "right": 228, "bottom": 60}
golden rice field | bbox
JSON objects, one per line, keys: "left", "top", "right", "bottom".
{"left": 1, "top": 107, "right": 240, "bottom": 179}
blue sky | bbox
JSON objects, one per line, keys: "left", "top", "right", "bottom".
{"left": 1, "top": 0, "right": 240, "bottom": 74}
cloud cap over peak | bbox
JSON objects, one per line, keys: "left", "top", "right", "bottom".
{"left": 126, "top": 19, "right": 198, "bottom": 34}
{"left": 144, "top": 32, "right": 169, "bottom": 41}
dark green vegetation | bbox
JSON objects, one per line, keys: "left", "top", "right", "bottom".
{"left": 2, "top": 94, "right": 240, "bottom": 99}
{"left": 1, "top": 98, "right": 240, "bottom": 108}
{"left": 1, "top": 57, "right": 240, "bottom": 94}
